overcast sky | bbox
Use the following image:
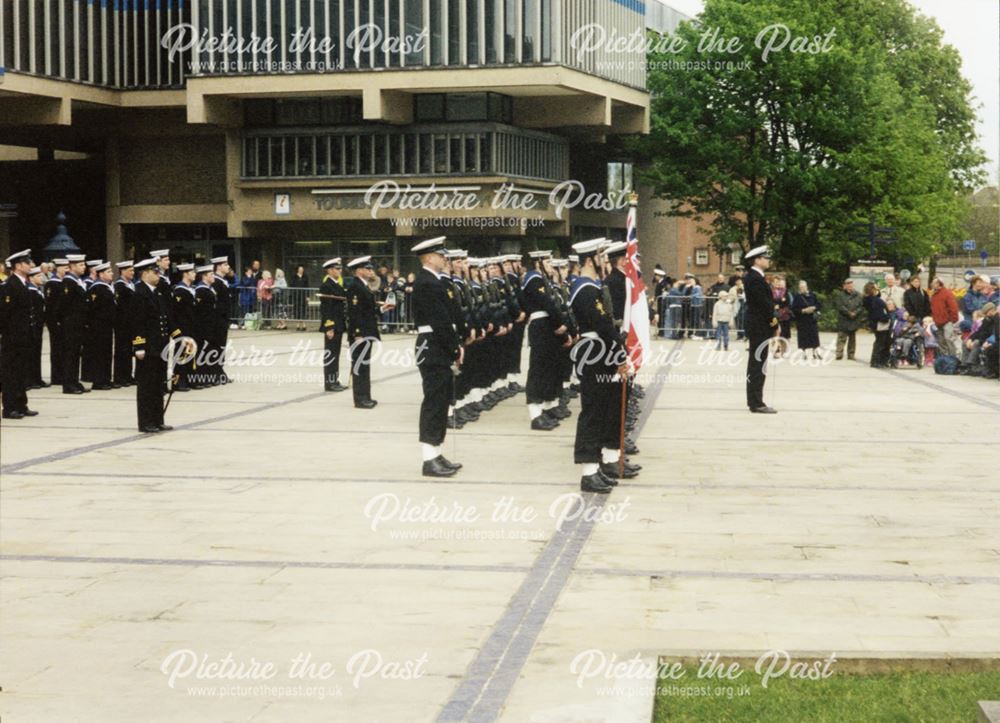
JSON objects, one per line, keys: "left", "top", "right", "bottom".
{"left": 661, "top": 0, "right": 999, "bottom": 186}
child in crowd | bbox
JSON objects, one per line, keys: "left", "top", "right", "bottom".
{"left": 921, "top": 316, "right": 938, "bottom": 365}
{"left": 970, "top": 310, "right": 984, "bottom": 336}
{"left": 712, "top": 290, "right": 735, "bottom": 351}
{"left": 893, "top": 313, "right": 920, "bottom": 366}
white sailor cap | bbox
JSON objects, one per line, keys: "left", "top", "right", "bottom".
{"left": 116, "top": 260, "right": 134, "bottom": 269}
{"left": 568, "top": 254, "right": 579, "bottom": 263}
{"left": 743, "top": 245, "right": 771, "bottom": 262}
{"left": 654, "top": 268, "right": 666, "bottom": 276}
{"left": 28, "top": 266, "right": 42, "bottom": 275}
{"left": 501, "top": 253, "right": 520, "bottom": 263}
{"left": 195, "top": 264, "right": 214, "bottom": 273}
{"left": 485, "top": 256, "right": 501, "bottom": 265}
{"left": 176, "top": 262, "right": 195, "bottom": 272}
{"left": 94, "top": 262, "right": 111, "bottom": 272}
{"left": 447, "top": 249, "right": 468, "bottom": 259}
{"left": 572, "top": 238, "right": 606, "bottom": 257}
{"left": 470, "top": 258, "right": 487, "bottom": 267}
{"left": 53, "top": 258, "right": 69, "bottom": 266}
{"left": 323, "top": 257, "right": 342, "bottom": 269}
{"left": 527, "top": 250, "right": 552, "bottom": 260}
{"left": 551, "top": 259, "right": 569, "bottom": 268}
{"left": 5, "top": 249, "right": 32, "bottom": 265}
{"left": 211, "top": 256, "right": 229, "bottom": 265}
{"left": 86, "top": 258, "right": 104, "bottom": 267}
{"left": 134, "top": 258, "right": 157, "bottom": 271}
{"left": 150, "top": 248, "right": 170, "bottom": 257}
{"left": 347, "top": 255, "right": 373, "bottom": 269}
{"left": 604, "top": 242, "right": 628, "bottom": 259}
{"left": 66, "top": 254, "right": 86, "bottom": 263}
{"left": 411, "top": 236, "right": 448, "bottom": 256}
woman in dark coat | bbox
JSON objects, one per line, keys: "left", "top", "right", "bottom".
{"left": 288, "top": 265, "right": 310, "bottom": 330}
{"left": 771, "top": 277, "right": 793, "bottom": 356}
{"left": 863, "top": 281, "right": 891, "bottom": 367}
{"left": 792, "top": 279, "right": 822, "bottom": 356}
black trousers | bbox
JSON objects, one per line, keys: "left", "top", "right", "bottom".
{"left": 1, "top": 343, "right": 29, "bottom": 413}
{"left": 47, "top": 323, "right": 64, "bottom": 384}
{"left": 323, "top": 330, "right": 343, "bottom": 386}
{"left": 114, "top": 327, "right": 134, "bottom": 383}
{"left": 573, "top": 349, "right": 618, "bottom": 463}
{"left": 62, "top": 322, "right": 84, "bottom": 390}
{"left": 526, "top": 320, "right": 559, "bottom": 405}
{"left": 350, "top": 337, "right": 374, "bottom": 403}
{"left": 92, "top": 331, "right": 113, "bottom": 386}
{"left": 31, "top": 331, "right": 44, "bottom": 385}
{"left": 418, "top": 362, "right": 451, "bottom": 446}
{"left": 746, "top": 333, "right": 769, "bottom": 409}
{"left": 510, "top": 322, "right": 525, "bottom": 374}
{"left": 135, "top": 354, "right": 166, "bottom": 429}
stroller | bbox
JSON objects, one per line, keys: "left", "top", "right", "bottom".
{"left": 889, "top": 323, "right": 925, "bottom": 369}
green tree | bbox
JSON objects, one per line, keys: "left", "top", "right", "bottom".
{"left": 633, "top": 0, "right": 987, "bottom": 284}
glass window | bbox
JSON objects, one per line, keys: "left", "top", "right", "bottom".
{"left": 415, "top": 94, "right": 446, "bottom": 122}
{"left": 447, "top": 93, "right": 488, "bottom": 121}
{"left": 487, "top": 93, "right": 504, "bottom": 122}
{"left": 298, "top": 136, "right": 315, "bottom": 175}
{"left": 484, "top": 0, "right": 498, "bottom": 63}
{"left": 607, "top": 162, "right": 633, "bottom": 195}
{"left": 522, "top": 0, "right": 536, "bottom": 62}
{"left": 433, "top": 134, "right": 448, "bottom": 174}
{"left": 316, "top": 136, "right": 330, "bottom": 176}
{"left": 358, "top": 0, "right": 371, "bottom": 69}
{"left": 345, "top": 135, "right": 358, "bottom": 174}
{"left": 388, "top": 0, "right": 402, "bottom": 67}
{"left": 344, "top": 0, "right": 356, "bottom": 68}
{"left": 331, "top": 135, "right": 344, "bottom": 175}
{"left": 541, "top": 0, "right": 552, "bottom": 61}
{"left": 405, "top": 134, "right": 418, "bottom": 174}
{"left": 430, "top": 0, "right": 444, "bottom": 65}
{"left": 359, "top": 134, "right": 373, "bottom": 175}
{"left": 404, "top": 0, "right": 423, "bottom": 66}
{"left": 419, "top": 133, "right": 432, "bottom": 173}
{"left": 448, "top": 0, "right": 461, "bottom": 64}
{"left": 390, "top": 134, "right": 404, "bottom": 174}
{"left": 465, "top": 136, "right": 479, "bottom": 173}
{"left": 466, "top": 0, "right": 479, "bottom": 63}
{"left": 270, "top": 137, "right": 284, "bottom": 176}
{"left": 503, "top": 0, "right": 516, "bottom": 62}
{"left": 285, "top": 137, "right": 298, "bottom": 176}
{"left": 450, "top": 136, "right": 462, "bottom": 173}
{"left": 480, "top": 133, "right": 492, "bottom": 173}
{"left": 373, "top": 0, "right": 386, "bottom": 67}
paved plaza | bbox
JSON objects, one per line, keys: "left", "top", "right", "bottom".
{"left": 2, "top": 330, "right": 998, "bottom": 721}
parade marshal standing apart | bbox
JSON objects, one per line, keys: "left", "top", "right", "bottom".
{"left": 743, "top": 245, "right": 778, "bottom": 413}
{"left": 132, "top": 257, "right": 173, "bottom": 433}
{"left": 411, "top": 237, "right": 464, "bottom": 478}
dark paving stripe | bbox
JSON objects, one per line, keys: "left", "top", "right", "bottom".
{"left": 1, "top": 367, "right": 418, "bottom": 474}
{"left": 0, "top": 553, "right": 530, "bottom": 575}
{"left": 578, "top": 566, "right": 1000, "bottom": 586}
{"left": 434, "top": 342, "right": 678, "bottom": 723}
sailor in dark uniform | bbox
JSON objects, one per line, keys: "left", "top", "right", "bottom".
{"left": 440, "top": 251, "right": 471, "bottom": 428}
{"left": 131, "top": 258, "right": 172, "bottom": 433}
{"left": 448, "top": 250, "right": 480, "bottom": 426}
{"left": 169, "top": 263, "right": 197, "bottom": 391}
{"left": 569, "top": 239, "right": 642, "bottom": 492}
{"left": 45, "top": 258, "right": 68, "bottom": 386}
{"left": 27, "top": 266, "right": 48, "bottom": 389}
{"left": 88, "top": 262, "right": 117, "bottom": 390}
{"left": 742, "top": 245, "right": 779, "bottom": 413}
{"left": 317, "top": 258, "right": 348, "bottom": 392}
{"left": 603, "top": 241, "right": 643, "bottom": 456}
{"left": 113, "top": 261, "right": 136, "bottom": 386}
{"left": 1, "top": 250, "right": 39, "bottom": 418}
{"left": 60, "top": 253, "right": 90, "bottom": 394}
{"left": 210, "top": 256, "right": 232, "bottom": 385}
{"left": 345, "top": 256, "right": 388, "bottom": 409}
{"left": 521, "top": 250, "right": 568, "bottom": 431}
{"left": 411, "top": 237, "right": 463, "bottom": 477}
{"left": 150, "top": 249, "right": 173, "bottom": 299}
{"left": 191, "top": 265, "right": 217, "bottom": 386}
{"left": 80, "top": 258, "right": 103, "bottom": 383}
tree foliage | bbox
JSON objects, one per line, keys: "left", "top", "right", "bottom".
{"left": 632, "top": 0, "right": 987, "bottom": 284}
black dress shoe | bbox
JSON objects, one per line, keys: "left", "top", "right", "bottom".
{"left": 624, "top": 439, "right": 640, "bottom": 455}
{"left": 422, "top": 457, "right": 457, "bottom": 477}
{"left": 92, "top": 383, "right": 113, "bottom": 390}
{"left": 2, "top": 411, "right": 26, "bottom": 419}
{"left": 111, "top": 383, "right": 122, "bottom": 389}
{"left": 624, "top": 460, "right": 642, "bottom": 472}
{"left": 437, "top": 455, "right": 462, "bottom": 471}
{"left": 600, "top": 462, "right": 639, "bottom": 480}
{"left": 580, "top": 473, "right": 613, "bottom": 494}
{"left": 330, "top": 382, "right": 348, "bottom": 392}
{"left": 139, "top": 425, "right": 160, "bottom": 433}
{"left": 750, "top": 406, "right": 778, "bottom": 414}
{"left": 63, "top": 387, "right": 85, "bottom": 395}
{"left": 355, "top": 399, "right": 377, "bottom": 409}
{"left": 597, "top": 469, "right": 619, "bottom": 487}
{"left": 158, "top": 424, "right": 174, "bottom": 431}
{"left": 531, "top": 415, "right": 558, "bottom": 431}
{"left": 39, "top": 381, "right": 51, "bottom": 388}
{"left": 448, "top": 415, "right": 465, "bottom": 429}
{"left": 23, "top": 409, "right": 39, "bottom": 417}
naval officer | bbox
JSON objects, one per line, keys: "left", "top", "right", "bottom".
{"left": 742, "top": 245, "right": 779, "bottom": 413}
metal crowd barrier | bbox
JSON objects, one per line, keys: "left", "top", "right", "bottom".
{"left": 654, "top": 293, "right": 746, "bottom": 340}
{"left": 229, "top": 286, "right": 417, "bottom": 333}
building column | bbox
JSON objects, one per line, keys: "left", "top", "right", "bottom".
{"left": 105, "top": 137, "right": 124, "bottom": 261}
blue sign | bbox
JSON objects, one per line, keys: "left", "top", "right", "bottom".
{"left": 981, "top": 250, "right": 989, "bottom": 262}
{"left": 962, "top": 239, "right": 976, "bottom": 251}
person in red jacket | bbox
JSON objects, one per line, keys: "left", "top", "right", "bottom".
{"left": 929, "top": 278, "right": 959, "bottom": 355}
